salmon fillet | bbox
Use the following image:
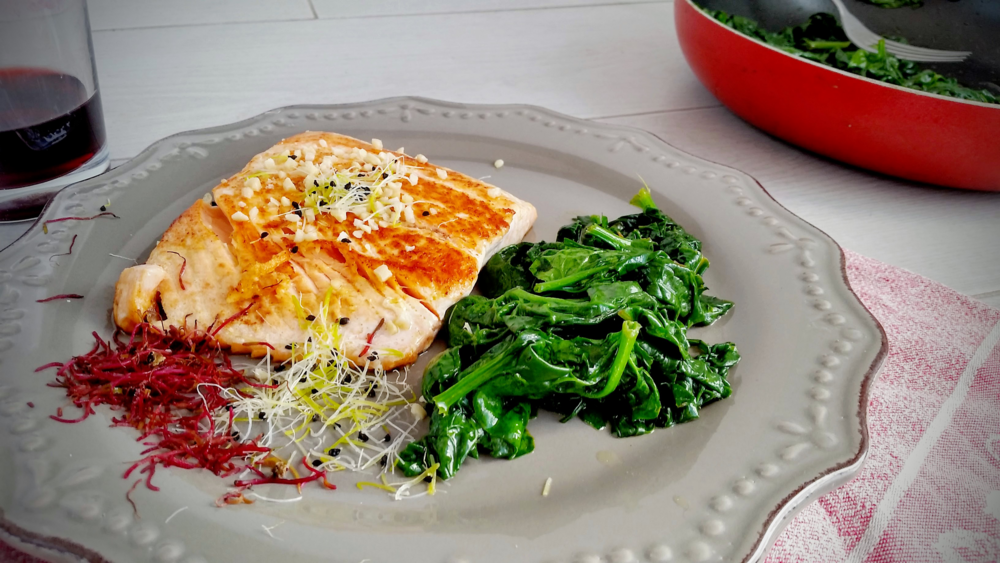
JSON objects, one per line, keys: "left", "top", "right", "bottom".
{"left": 113, "top": 132, "right": 537, "bottom": 369}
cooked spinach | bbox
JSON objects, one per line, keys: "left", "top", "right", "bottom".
{"left": 702, "top": 9, "right": 998, "bottom": 105}
{"left": 860, "top": 0, "right": 922, "bottom": 8}
{"left": 399, "top": 187, "right": 740, "bottom": 480}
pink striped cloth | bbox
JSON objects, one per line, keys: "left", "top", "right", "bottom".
{"left": 3, "top": 250, "right": 998, "bottom": 562}
{"left": 766, "top": 250, "right": 1000, "bottom": 563}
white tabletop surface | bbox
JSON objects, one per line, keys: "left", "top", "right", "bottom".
{"left": 1, "top": 0, "right": 998, "bottom": 308}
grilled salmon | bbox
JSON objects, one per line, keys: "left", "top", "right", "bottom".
{"left": 113, "top": 132, "right": 536, "bottom": 369}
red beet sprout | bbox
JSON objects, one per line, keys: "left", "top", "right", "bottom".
{"left": 49, "top": 234, "right": 78, "bottom": 262}
{"left": 211, "top": 302, "right": 255, "bottom": 336}
{"left": 40, "top": 323, "right": 270, "bottom": 490}
{"left": 164, "top": 251, "right": 187, "bottom": 290}
{"left": 42, "top": 212, "right": 119, "bottom": 233}
{"left": 36, "top": 294, "right": 84, "bottom": 303}
{"left": 359, "top": 318, "right": 385, "bottom": 358}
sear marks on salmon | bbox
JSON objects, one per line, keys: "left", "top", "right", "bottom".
{"left": 113, "top": 132, "right": 537, "bottom": 369}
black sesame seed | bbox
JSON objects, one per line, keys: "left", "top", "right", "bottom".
{"left": 211, "top": 201, "right": 217, "bottom": 206}
{"left": 300, "top": 377, "right": 307, "bottom": 383}
{"left": 423, "top": 476, "right": 433, "bottom": 483}
{"left": 288, "top": 154, "right": 297, "bottom": 160}
{"left": 379, "top": 455, "right": 388, "bottom": 467}
{"left": 312, "top": 414, "right": 319, "bottom": 422}
{"left": 313, "top": 180, "right": 319, "bottom": 187}
{"left": 231, "top": 431, "right": 240, "bottom": 439}
{"left": 292, "top": 201, "right": 300, "bottom": 209}
{"left": 276, "top": 364, "right": 288, "bottom": 372}
{"left": 334, "top": 422, "right": 342, "bottom": 428}
{"left": 357, "top": 432, "right": 369, "bottom": 443}
{"left": 343, "top": 374, "right": 352, "bottom": 384}
{"left": 311, "top": 388, "right": 318, "bottom": 395}
{"left": 367, "top": 354, "right": 378, "bottom": 362}
{"left": 382, "top": 172, "right": 388, "bottom": 179}
{"left": 258, "top": 412, "right": 266, "bottom": 420}
{"left": 345, "top": 182, "right": 352, "bottom": 189}
{"left": 291, "top": 246, "right": 299, "bottom": 253}
{"left": 100, "top": 205, "right": 107, "bottom": 212}
{"left": 328, "top": 448, "right": 341, "bottom": 457}
{"left": 260, "top": 231, "right": 269, "bottom": 238}
{"left": 285, "top": 344, "right": 293, "bottom": 350}
{"left": 383, "top": 434, "right": 391, "bottom": 443}
{"left": 311, "top": 459, "right": 322, "bottom": 467}
{"left": 306, "top": 314, "right": 316, "bottom": 321}
{"left": 340, "top": 238, "right": 351, "bottom": 244}
{"left": 339, "top": 317, "right": 350, "bottom": 325}
{"left": 422, "top": 210, "right": 430, "bottom": 216}
{"left": 294, "top": 209, "right": 303, "bottom": 218}
{"left": 368, "top": 389, "right": 376, "bottom": 398}
{"left": 225, "top": 404, "right": 234, "bottom": 411}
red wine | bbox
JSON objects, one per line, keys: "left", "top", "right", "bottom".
{"left": 0, "top": 68, "right": 106, "bottom": 189}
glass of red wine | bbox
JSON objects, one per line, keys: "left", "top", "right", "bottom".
{"left": 0, "top": 0, "right": 109, "bottom": 222}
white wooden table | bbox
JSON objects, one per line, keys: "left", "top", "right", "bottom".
{"left": 2, "top": 0, "right": 998, "bottom": 307}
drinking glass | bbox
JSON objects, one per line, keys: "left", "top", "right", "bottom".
{"left": 0, "top": 0, "right": 109, "bottom": 221}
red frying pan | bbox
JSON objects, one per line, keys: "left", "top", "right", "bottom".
{"left": 675, "top": 0, "right": 1000, "bottom": 191}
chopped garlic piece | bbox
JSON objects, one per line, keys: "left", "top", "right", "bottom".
{"left": 410, "top": 403, "right": 426, "bottom": 421}
{"left": 404, "top": 245, "right": 415, "bottom": 252}
{"left": 231, "top": 211, "right": 249, "bottom": 222}
{"left": 415, "top": 154, "right": 428, "bottom": 164}
{"left": 429, "top": 208, "right": 438, "bottom": 215}
{"left": 494, "top": 159, "right": 505, "bottom": 169}
{"left": 408, "top": 173, "right": 418, "bottom": 186}
{"left": 201, "top": 193, "right": 212, "bottom": 204}
{"left": 304, "top": 209, "right": 316, "bottom": 222}
{"left": 373, "top": 264, "right": 393, "bottom": 282}
{"left": 488, "top": 187, "right": 501, "bottom": 197}
{"left": 241, "top": 187, "right": 254, "bottom": 198}
{"left": 404, "top": 207, "right": 416, "bottom": 224}
{"left": 318, "top": 139, "right": 328, "bottom": 148}
{"left": 436, "top": 168, "right": 448, "bottom": 180}
{"left": 396, "top": 147, "right": 404, "bottom": 153}
{"left": 401, "top": 194, "right": 413, "bottom": 204}
{"left": 337, "top": 231, "right": 350, "bottom": 241}
{"left": 280, "top": 196, "right": 291, "bottom": 207}
{"left": 282, "top": 178, "right": 295, "bottom": 190}
{"left": 371, "top": 138, "right": 383, "bottom": 150}
{"left": 285, "top": 214, "right": 300, "bottom": 223}
{"left": 249, "top": 207, "right": 259, "bottom": 222}
{"left": 542, "top": 477, "right": 552, "bottom": 497}
{"left": 237, "top": 201, "right": 246, "bottom": 208}
{"left": 264, "top": 158, "right": 276, "bottom": 170}
{"left": 247, "top": 177, "right": 262, "bottom": 190}
{"left": 294, "top": 229, "right": 305, "bottom": 243}
{"left": 353, "top": 230, "right": 364, "bottom": 238}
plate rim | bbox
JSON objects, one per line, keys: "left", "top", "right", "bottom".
{"left": 0, "top": 97, "right": 888, "bottom": 563}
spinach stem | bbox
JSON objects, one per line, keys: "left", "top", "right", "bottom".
{"left": 579, "top": 321, "right": 640, "bottom": 399}
{"left": 533, "top": 265, "right": 608, "bottom": 293}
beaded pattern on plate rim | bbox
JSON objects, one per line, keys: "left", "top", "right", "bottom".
{"left": 0, "top": 100, "right": 873, "bottom": 563}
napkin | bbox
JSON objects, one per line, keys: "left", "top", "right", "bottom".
{"left": 3, "top": 250, "right": 998, "bottom": 563}
{"left": 765, "top": 250, "right": 1000, "bottom": 563}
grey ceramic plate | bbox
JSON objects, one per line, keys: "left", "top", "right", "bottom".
{"left": 0, "top": 99, "right": 885, "bottom": 563}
